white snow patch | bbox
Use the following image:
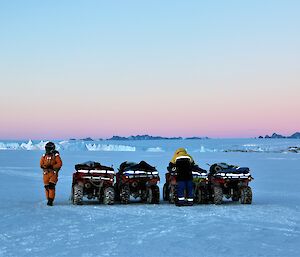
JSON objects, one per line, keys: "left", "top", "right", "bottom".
{"left": 0, "top": 142, "right": 20, "bottom": 150}
{"left": 146, "top": 147, "right": 164, "bottom": 152}
{"left": 85, "top": 144, "right": 136, "bottom": 152}
{"left": 194, "top": 146, "right": 217, "bottom": 153}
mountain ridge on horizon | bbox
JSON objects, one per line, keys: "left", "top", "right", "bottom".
{"left": 2, "top": 132, "right": 299, "bottom": 142}
{"left": 73, "top": 132, "right": 300, "bottom": 141}
{"left": 258, "top": 132, "right": 300, "bottom": 139}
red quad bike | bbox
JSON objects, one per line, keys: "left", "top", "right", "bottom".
{"left": 163, "top": 162, "right": 209, "bottom": 204}
{"left": 71, "top": 161, "right": 115, "bottom": 205}
{"left": 209, "top": 163, "right": 253, "bottom": 205}
{"left": 115, "top": 161, "right": 160, "bottom": 204}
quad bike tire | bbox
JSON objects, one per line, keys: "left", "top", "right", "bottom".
{"left": 73, "top": 184, "right": 83, "bottom": 205}
{"left": 232, "top": 189, "right": 240, "bottom": 202}
{"left": 103, "top": 187, "right": 115, "bottom": 205}
{"left": 169, "top": 184, "right": 177, "bottom": 204}
{"left": 194, "top": 187, "right": 206, "bottom": 204}
{"left": 213, "top": 186, "right": 223, "bottom": 205}
{"left": 240, "top": 186, "right": 252, "bottom": 204}
{"left": 163, "top": 183, "right": 170, "bottom": 201}
{"left": 120, "top": 185, "right": 130, "bottom": 204}
{"left": 140, "top": 190, "right": 147, "bottom": 202}
{"left": 147, "top": 185, "right": 160, "bottom": 204}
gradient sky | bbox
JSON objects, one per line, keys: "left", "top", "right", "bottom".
{"left": 0, "top": 0, "right": 299, "bottom": 139}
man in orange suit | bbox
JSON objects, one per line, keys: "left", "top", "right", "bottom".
{"left": 40, "top": 142, "right": 63, "bottom": 206}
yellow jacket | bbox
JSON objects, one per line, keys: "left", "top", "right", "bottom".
{"left": 170, "top": 148, "right": 194, "bottom": 164}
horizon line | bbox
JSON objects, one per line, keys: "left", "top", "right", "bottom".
{"left": 1, "top": 132, "right": 299, "bottom": 142}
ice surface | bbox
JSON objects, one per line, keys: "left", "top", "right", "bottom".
{"left": 0, "top": 139, "right": 300, "bottom": 257}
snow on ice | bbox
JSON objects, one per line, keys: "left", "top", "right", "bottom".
{"left": 0, "top": 139, "right": 300, "bottom": 257}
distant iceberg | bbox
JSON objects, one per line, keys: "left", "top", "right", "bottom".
{"left": 86, "top": 144, "right": 136, "bottom": 152}
{"left": 0, "top": 142, "right": 20, "bottom": 150}
{"left": 194, "top": 146, "right": 217, "bottom": 153}
{"left": 20, "top": 140, "right": 47, "bottom": 150}
{"left": 146, "top": 147, "right": 165, "bottom": 152}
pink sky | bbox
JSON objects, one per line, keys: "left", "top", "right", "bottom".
{"left": 0, "top": 1, "right": 299, "bottom": 139}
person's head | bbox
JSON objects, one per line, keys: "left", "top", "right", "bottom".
{"left": 175, "top": 148, "right": 187, "bottom": 155}
{"left": 45, "top": 142, "right": 55, "bottom": 154}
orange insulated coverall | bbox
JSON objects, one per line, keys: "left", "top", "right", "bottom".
{"left": 40, "top": 151, "right": 62, "bottom": 204}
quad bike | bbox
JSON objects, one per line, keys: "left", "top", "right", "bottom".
{"left": 163, "top": 161, "right": 209, "bottom": 204}
{"left": 209, "top": 163, "right": 253, "bottom": 205}
{"left": 193, "top": 166, "right": 210, "bottom": 204}
{"left": 71, "top": 161, "right": 115, "bottom": 205}
{"left": 115, "top": 161, "right": 160, "bottom": 204}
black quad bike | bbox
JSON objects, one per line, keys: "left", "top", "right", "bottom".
{"left": 115, "top": 161, "right": 160, "bottom": 204}
{"left": 209, "top": 163, "right": 253, "bottom": 205}
{"left": 71, "top": 161, "right": 115, "bottom": 205}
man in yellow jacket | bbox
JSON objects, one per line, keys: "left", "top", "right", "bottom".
{"left": 40, "top": 142, "right": 63, "bottom": 206}
{"left": 170, "top": 148, "right": 194, "bottom": 206}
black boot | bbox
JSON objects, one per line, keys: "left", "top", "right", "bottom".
{"left": 47, "top": 198, "right": 54, "bottom": 206}
{"left": 175, "top": 200, "right": 185, "bottom": 207}
{"left": 185, "top": 201, "right": 194, "bottom": 206}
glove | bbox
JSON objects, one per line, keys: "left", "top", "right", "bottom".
{"left": 53, "top": 169, "right": 59, "bottom": 175}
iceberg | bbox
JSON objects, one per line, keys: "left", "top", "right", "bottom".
{"left": 146, "top": 147, "right": 165, "bottom": 152}
{"left": 85, "top": 144, "right": 136, "bottom": 152}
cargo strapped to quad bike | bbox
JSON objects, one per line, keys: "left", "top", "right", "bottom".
{"left": 75, "top": 161, "right": 114, "bottom": 171}
{"left": 213, "top": 170, "right": 252, "bottom": 179}
{"left": 118, "top": 161, "right": 159, "bottom": 179}
{"left": 76, "top": 169, "right": 115, "bottom": 174}
{"left": 192, "top": 171, "right": 208, "bottom": 179}
{"left": 210, "top": 163, "right": 252, "bottom": 180}
{"left": 74, "top": 161, "right": 115, "bottom": 182}
{"left": 123, "top": 170, "right": 159, "bottom": 179}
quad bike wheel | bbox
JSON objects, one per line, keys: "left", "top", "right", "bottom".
{"left": 240, "top": 186, "right": 252, "bottom": 204}
{"left": 73, "top": 184, "right": 83, "bottom": 205}
{"left": 120, "top": 185, "right": 130, "bottom": 204}
{"left": 163, "top": 183, "right": 170, "bottom": 201}
{"left": 169, "top": 184, "right": 177, "bottom": 204}
{"left": 147, "top": 185, "right": 160, "bottom": 204}
{"left": 213, "top": 186, "right": 223, "bottom": 205}
{"left": 194, "top": 187, "right": 206, "bottom": 204}
{"left": 232, "top": 189, "right": 240, "bottom": 202}
{"left": 140, "top": 190, "right": 147, "bottom": 202}
{"left": 103, "top": 187, "right": 115, "bottom": 205}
